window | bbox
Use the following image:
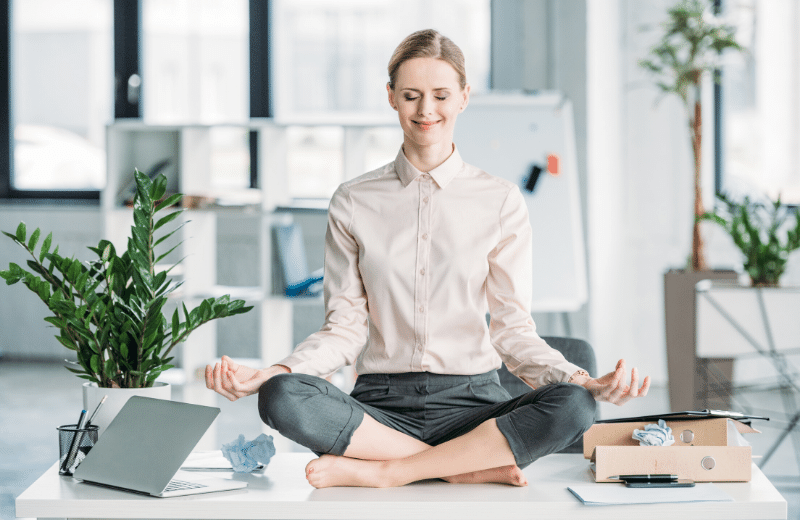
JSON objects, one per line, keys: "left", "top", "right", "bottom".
{"left": 272, "top": 0, "right": 490, "bottom": 118}
{"left": 142, "top": 0, "right": 249, "bottom": 124}
{"left": 11, "top": 0, "right": 112, "bottom": 193}
{"left": 719, "top": 0, "right": 800, "bottom": 204}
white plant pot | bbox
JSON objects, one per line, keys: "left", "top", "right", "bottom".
{"left": 82, "top": 382, "right": 171, "bottom": 437}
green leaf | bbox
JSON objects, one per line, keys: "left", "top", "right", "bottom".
{"left": 171, "top": 309, "right": 181, "bottom": 343}
{"left": 27, "top": 228, "right": 41, "bottom": 251}
{"left": 55, "top": 335, "right": 78, "bottom": 351}
{"left": 90, "top": 355, "right": 101, "bottom": 375}
{"left": 104, "top": 358, "right": 116, "bottom": 379}
{"left": 39, "top": 232, "right": 53, "bottom": 262}
{"left": 154, "top": 211, "right": 182, "bottom": 232}
{"left": 153, "top": 225, "right": 185, "bottom": 248}
{"left": 155, "top": 242, "right": 181, "bottom": 265}
{"left": 150, "top": 174, "right": 168, "bottom": 201}
{"left": 155, "top": 193, "right": 183, "bottom": 213}
{"left": 15, "top": 222, "right": 27, "bottom": 244}
{"left": 134, "top": 169, "right": 153, "bottom": 205}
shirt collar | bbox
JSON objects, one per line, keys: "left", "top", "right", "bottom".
{"left": 394, "top": 146, "right": 464, "bottom": 189}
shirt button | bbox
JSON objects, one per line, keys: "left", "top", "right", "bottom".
{"left": 423, "top": 197, "right": 429, "bottom": 203}
{"left": 421, "top": 233, "right": 428, "bottom": 240}
{"left": 419, "top": 306, "right": 425, "bottom": 313}
{"left": 419, "top": 268, "right": 425, "bottom": 275}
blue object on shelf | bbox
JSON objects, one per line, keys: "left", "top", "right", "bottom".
{"left": 273, "top": 222, "right": 323, "bottom": 298}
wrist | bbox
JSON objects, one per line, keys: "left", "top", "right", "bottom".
{"left": 568, "top": 369, "right": 591, "bottom": 385}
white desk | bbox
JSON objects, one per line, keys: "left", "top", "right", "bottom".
{"left": 16, "top": 453, "right": 787, "bottom": 520}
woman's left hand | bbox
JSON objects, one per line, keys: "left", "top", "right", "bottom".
{"left": 574, "top": 359, "right": 650, "bottom": 406}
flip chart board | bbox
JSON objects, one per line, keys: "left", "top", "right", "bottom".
{"left": 454, "top": 93, "right": 587, "bottom": 312}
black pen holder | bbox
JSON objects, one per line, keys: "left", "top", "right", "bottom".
{"left": 57, "top": 424, "right": 99, "bottom": 476}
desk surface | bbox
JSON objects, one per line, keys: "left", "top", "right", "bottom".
{"left": 16, "top": 453, "right": 787, "bottom": 520}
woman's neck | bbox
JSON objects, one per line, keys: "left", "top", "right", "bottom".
{"left": 402, "top": 140, "right": 454, "bottom": 173}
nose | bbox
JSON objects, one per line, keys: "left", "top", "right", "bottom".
{"left": 417, "top": 94, "right": 434, "bottom": 116}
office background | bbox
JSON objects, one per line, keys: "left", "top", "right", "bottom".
{"left": 1, "top": 0, "right": 799, "bottom": 519}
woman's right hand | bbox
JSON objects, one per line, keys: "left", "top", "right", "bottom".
{"left": 205, "top": 355, "right": 290, "bottom": 401}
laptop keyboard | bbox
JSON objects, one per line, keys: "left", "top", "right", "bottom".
{"left": 164, "top": 479, "right": 207, "bottom": 493}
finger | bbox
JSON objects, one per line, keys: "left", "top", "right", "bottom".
{"left": 211, "top": 364, "right": 237, "bottom": 401}
{"left": 221, "top": 355, "right": 237, "bottom": 373}
{"left": 628, "top": 367, "right": 640, "bottom": 398}
{"left": 205, "top": 365, "right": 213, "bottom": 389}
{"left": 639, "top": 375, "right": 651, "bottom": 397}
{"left": 225, "top": 369, "right": 248, "bottom": 396}
{"left": 213, "top": 362, "right": 222, "bottom": 390}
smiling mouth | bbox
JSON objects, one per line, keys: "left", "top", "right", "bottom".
{"left": 414, "top": 120, "right": 439, "bottom": 130}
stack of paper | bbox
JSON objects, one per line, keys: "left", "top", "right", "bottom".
{"left": 568, "top": 483, "right": 734, "bottom": 505}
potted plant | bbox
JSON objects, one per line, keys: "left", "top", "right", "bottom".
{"left": 699, "top": 193, "right": 800, "bottom": 287}
{"left": 639, "top": 0, "right": 743, "bottom": 411}
{"left": 1, "top": 170, "right": 253, "bottom": 431}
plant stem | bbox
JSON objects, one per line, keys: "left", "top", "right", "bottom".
{"left": 689, "top": 81, "right": 707, "bottom": 271}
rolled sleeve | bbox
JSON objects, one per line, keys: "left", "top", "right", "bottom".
{"left": 276, "top": 185, "right": 369, "bottom": 378}
{"left": 486, "top": 186, "right": 582, "bottom": 387}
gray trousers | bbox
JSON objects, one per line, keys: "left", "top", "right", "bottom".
{"left": 258, "top": 370, "right": 595, "bottom": 469}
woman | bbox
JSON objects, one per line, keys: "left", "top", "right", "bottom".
{"left": 206, "top": 29, "right": 649, "bottom": 489}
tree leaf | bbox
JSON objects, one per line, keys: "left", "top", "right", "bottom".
{"left": 55, "top": 335, "right": 78, "bottom": 350}
{"left": 15, "top": 222, "right": 27, "bottom": 243}
{"left": 150, "top": 173, "right": 168, "bottom": 201}
{"left": 104, "top": 358, "right": 117, "bottom": 379}
{"left": 90, "top": 355, "right": 101, "bottom": 375}
{"left": 154, "top": 211, "right": 182, "bottom": 231}
{"left": 155, "top": 193, "right": 182, "bottom": 213}
{"left": 27, "top": 228, "right": 41, "bottom": 251}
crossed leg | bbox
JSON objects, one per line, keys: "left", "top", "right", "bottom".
{"left": 307, "top": 414, "right": 525, "bottom": 488}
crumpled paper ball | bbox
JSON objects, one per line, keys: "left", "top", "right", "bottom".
{"left": 632, "top": 419, "right": 675, "bottom": 446}
{"left": 221, "top": 433, "right": 276, "bottom": 473}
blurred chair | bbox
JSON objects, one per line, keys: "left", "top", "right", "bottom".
{"left": 497, "top": 336, "right": 597, "bottom": 454}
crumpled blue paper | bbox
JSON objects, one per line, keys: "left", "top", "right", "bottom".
{"left": 221, "top": 433, "right": 276, "bottom": 472}
{"left": 632, "top": 419, "right": 675, "bottom": 446}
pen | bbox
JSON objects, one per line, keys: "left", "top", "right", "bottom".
{"left": 86, "top": 395, "right": 108, "bottom": 427}
{"left": 60, "top": 409, "right": 88, "bottom": 473}
{"left": 608, "top": 474, "right": 678, "bottom": 482}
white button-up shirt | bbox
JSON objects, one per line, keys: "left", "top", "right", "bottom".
{"left": 277, "top": 147, "right": 581, "bottom": 388}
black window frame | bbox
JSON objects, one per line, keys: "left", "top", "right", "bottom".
{"left": 1, "top": 0, "right": 271, "bottom": 201}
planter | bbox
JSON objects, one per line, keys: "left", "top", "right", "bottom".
{"left": 82, "top": 382, "right": 171, "bottom": 437}
{"left": 664, "top": 269, "right": 738, "bottom": 411}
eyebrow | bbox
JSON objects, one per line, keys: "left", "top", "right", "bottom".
{"left": 400, "top": 88, "right": 452, "bottom": 93}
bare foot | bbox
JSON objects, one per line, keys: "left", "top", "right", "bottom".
{"left": 305, "top": 455, "right": 394, "bottom": 489}
{"left": 443, "top": 465, "right": 528, "bottom": 486}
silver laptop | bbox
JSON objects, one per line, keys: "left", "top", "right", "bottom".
{"left": 73, "top": 396, "right": 247, "bottom": 497}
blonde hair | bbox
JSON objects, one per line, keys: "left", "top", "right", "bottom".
{"left": 387, "top": 29, "right": 467, "bottom": 90}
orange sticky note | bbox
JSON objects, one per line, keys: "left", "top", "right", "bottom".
{"left": 547, "top": 154, "right": 560, "bottom": 176}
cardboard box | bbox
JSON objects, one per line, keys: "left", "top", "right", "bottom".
{"left": 583, "top": 416, "right": 759, "bottom": 482}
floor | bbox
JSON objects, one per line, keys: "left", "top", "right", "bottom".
{"left": 2, "top": 360, "right": 798, "bottom": 520}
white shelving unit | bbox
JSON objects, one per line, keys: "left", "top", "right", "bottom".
{"left": 105, "top": 118, "right": 396, "bottom": 449}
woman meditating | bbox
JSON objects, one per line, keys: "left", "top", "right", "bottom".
{"left": 206, "top": 29, "right": 649, "bottom": 489}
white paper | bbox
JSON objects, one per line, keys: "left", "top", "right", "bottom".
{"left": 568, "top": 483, "right": 735, "bottom": 505}
{"left": 180, "top": 450, "right": 264, "bottom": 471}
{"left": 727, "top": 419, "right": 751, "bottom": 447}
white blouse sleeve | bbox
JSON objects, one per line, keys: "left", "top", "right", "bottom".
{"left": 275, "top": 185, "right": 369, "bottom": 378}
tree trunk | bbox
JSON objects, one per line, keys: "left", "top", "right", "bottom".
{"left": 690, "top": 82, "right": 707, "bottom": 271}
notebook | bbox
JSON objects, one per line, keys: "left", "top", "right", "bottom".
{"left": 73, "top": 396, "right": 247, "bottom": 497}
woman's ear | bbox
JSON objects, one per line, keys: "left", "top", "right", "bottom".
{"left": 387, "top": 83, "right": 398, "bottom": 111}
{"left": 459, "top": 84, "right": 471, "bottom": 113}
